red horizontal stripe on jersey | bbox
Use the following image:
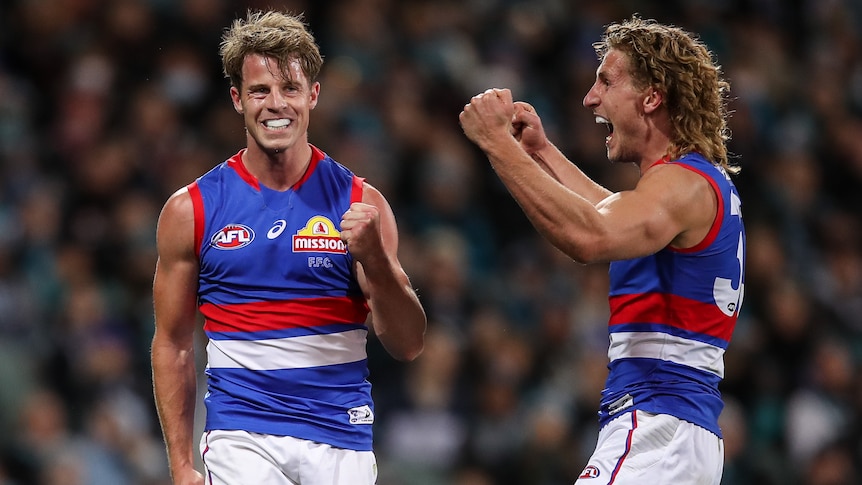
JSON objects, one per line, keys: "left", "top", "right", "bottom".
{"left": 201, "top": 297, "right": 370, "bottom": 333}
{"left": 609, "top": 292, "right": 734, "bottom": 341}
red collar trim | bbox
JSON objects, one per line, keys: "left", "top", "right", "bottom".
{"left": 226, "top": 149, "right": 259, "bottom": 190}
{"left": 644, "top": 154, "right": 672, "bottom": 172}
{"left": 226, "top": 145, "right": 326, "bottom": 191}
{"left": 292, "top": 144, "right": 325, "bottom": 190}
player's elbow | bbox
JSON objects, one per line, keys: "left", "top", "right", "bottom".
{"left": 559, "top": 239, "right": 608, "bottom": 265}
{"left": 543, "top": 227, "right": 609, "bottom": 265}
{"left": 395, "top": 342, "right": 424, "bottom": 362}
{"left": 383, "top": 334, "right": 424, "bottom": 362}
{"left": 390, "top": 325, "right": 426, "bottom": 362}
{"left": 571, "top": 249, "right": 607, "bottom": 265}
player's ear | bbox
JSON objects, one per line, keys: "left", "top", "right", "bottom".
{"left": 643, "top": 87, "right": 663, "bottom": 114}
{"left": 308, "top": 81, "right": 320, "bottom": 110}
{"left": 230, "top": 86, "right": 243, "bottom": 114}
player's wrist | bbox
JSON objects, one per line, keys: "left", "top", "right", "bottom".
{"left": 527, "top": 141, "right": 554, "bottom": 162}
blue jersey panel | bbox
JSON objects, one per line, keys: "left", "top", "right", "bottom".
{"left": 192, "top": 147, "right": 374, "bottom": 450}
{"left": 602, "top": 153, "right": 745, "bottom": 437}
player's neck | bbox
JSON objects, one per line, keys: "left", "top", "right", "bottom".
{"left": 242, "top": 143, "right": 312, "bottom": 191}
{"left": 636, "top": 128, "right": 674, "bottom": 173}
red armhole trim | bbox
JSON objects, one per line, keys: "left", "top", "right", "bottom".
{"left": 187, "top": 181, "right": 205, "bottom": 259}
{"left": 671, "top": 164, "right": 724, "bottom": 254}
{"left": 351, "top": 176, "right": 365, "bottom": 204}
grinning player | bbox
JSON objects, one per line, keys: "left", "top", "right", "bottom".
{"left": 151, "top": 10, "right": 426, "bottom": 485}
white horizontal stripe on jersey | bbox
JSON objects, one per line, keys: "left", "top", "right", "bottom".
{"left": 206, "top": 328, "right": 368, "bottom": 370}
{"left": 608, "top": 331, "right": 725, "bottom": 378}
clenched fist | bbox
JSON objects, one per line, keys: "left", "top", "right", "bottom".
{"left": 459, "top": 88, "right": 516, "bottom": 151}
{"left": 340, "top": 202, "right": 384, "bottom": 263}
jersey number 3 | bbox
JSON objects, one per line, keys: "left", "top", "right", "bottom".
{"left": 713, "top": 191, "right": 745, "bottom": 317}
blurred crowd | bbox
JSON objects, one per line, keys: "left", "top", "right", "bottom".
{"left": 0, "top": 0, "right": 860, "bottom": 484}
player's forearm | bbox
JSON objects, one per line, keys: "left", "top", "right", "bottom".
{"left": 151, "top": 340, "right": 200, "bottom": 478}
{"left": 485, "top": 138, "right": 610, "bottom": 263}
{"left": 362, "top": 261, "right": 426, "bottom": 361}
{"left": 531, "top": 142, "right": 612, "bottom": 205}
{"left": 371, "top": 299, "right": 426, "bottom": 362}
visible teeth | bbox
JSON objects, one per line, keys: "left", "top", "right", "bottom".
{"left": 595, "top": 116, "right": 613, "bottom": 134}
{"left": 265, "top": 119, "right": 291, "bottom": 128}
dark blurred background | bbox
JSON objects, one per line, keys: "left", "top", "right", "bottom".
{"left": 0, "top": 0, "right": 860, "bottom": 484}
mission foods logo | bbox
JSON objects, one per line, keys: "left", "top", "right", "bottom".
{"left": 211, "top": 224, "right": 255, "bottom": 250}
{"left": 293, "top": 216, "right": 347, "bottom": 254}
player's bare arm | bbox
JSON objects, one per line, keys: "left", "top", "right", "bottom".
{"left": 461, "top": 88, "right": 716, "bottom": 264}
{"left": 477, "top": 140, "right": 715, "bottom": 263}
{"left": 460, "top": 88, "right": 625, "bottom": 263}
{"left": 341, "top": 183, "right": 426, "bottom": 362}
{"left": 591, "top": 162, "right": 718, "bottom": 260}
{"left": 151, "top": 188, "right": 205, "bottom": 485}
{"left": 511, "top": 101, "right": 612, "bottom": 205}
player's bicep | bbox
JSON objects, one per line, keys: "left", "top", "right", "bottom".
{"left": 354, "top": 182, "right": 409, "bottom": 301}
{"left": 595, "top": 168, "right": 697, "bottom": 259}
{"left": 153, "top": 189, "right": 200, "bottom": 343}
{"left": 360, "top": 182, "right": 400, "bottom": 260}
{"left": 595, "top": 193, "right": 680, "bottom": 257}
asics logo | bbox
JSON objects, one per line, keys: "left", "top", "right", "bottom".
{"left": 268, "top": 219, "right": 287, "bottom": 239}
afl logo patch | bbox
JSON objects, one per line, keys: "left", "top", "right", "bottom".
{"left": 579, "top": 465, "right": 600, "bottom": 479}
{"left": 211, "top": 224, "right": 255, "bottom": 250}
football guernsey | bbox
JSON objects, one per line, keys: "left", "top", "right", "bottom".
{"left": 600, "top": 152, "right": 745, "bottom": 437}
{"left": 188, "top": 145, "right": 374, "bottom": 451}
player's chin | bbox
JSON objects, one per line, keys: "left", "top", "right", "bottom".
{"left": 260, "top": 137, "right": 294, "bottom": 155}
{"left": 604, "top": 143, "right": 625, "bottom": 164}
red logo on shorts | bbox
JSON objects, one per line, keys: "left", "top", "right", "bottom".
{"left": 579, "top": 465, "right": 600, "bottom": 479}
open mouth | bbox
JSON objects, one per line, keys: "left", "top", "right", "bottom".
{"left": 595, "top": 115, "right": 613, "bottom": 143}
{"left": 595, "top": 115, "right": 613, "bottom": 133}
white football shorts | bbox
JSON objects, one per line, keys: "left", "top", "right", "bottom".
{"left": 575, "top": 410, "right": 723, "bottom": 485}
{"left": 200, "top": 429, "right": 378, "bottom": 485}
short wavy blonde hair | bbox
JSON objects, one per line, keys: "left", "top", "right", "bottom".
{"left": 594, "top": 16, "right": 737, "bottom": 174}
{"left": 220, "top": 10, "right": 323, "bottom": 90}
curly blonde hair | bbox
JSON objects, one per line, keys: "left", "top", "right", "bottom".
{"left": 594, "top": 16, "right": 737, "bottom": 174}
{"left": 220, "top": 10, "right": 323, "bottom": 90}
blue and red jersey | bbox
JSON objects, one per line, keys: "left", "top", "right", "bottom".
{"left": 188, "top": 145, "right": 374, "bottom": 450}
{"left": 600, "top": 153, "right": 745, "bottom": 437}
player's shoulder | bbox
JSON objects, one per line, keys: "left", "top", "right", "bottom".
{"left": 155, "top": 185, "right": 198, "bottom": 258}
{"left": 159, "top": 185, "right": 194, "bottom": 225}
{"left": 359, "top": 180, "right": 389, "bottom": 206}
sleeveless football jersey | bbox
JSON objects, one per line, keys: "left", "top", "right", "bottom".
{"left": 600, "top": 153, "right": 745, "bottom": 437}
{"left": 188, "top": 145, "right": 374, "bottom": 451}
